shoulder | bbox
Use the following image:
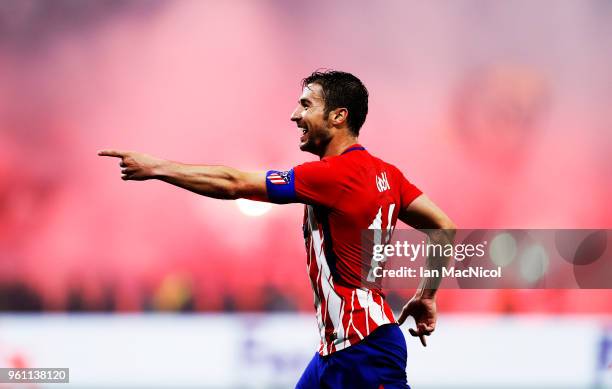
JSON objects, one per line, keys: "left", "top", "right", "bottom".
{"left": 294, "top": 154, "right": 354, "bottom": 176}
{"left": 363, "top": 151, "right": 405, "bottom": 177}
{"left": 291, "top": 159, "right": 340, "bottom": 190}
{"left": 294, "top": 158, "right": 333, "bottom": 175}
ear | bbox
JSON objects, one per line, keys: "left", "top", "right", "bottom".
{"left": 329, "top": 108, "right": 348, "bottom": 127}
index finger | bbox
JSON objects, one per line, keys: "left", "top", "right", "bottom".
{"left": 419, "top": 333, "right": 427, "bottom": 347}
{"left": 409, "top": 328, "right": 428, "bottom": 347}
{"left": 98, "top": 150, "right": 126, "bottom": 158}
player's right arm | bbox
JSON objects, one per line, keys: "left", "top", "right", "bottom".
{"left": 158, "top": 163, "right": 268, "bottom": 201}
{"left": 97, "top": 150, "right": 268, "bottom": 201}
{"left": 98, "top": 149, "right": 337, "bottom": 205}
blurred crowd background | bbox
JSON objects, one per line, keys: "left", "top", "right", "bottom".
{"left": 0, "top": 0, "right": 611, "bottom": 314}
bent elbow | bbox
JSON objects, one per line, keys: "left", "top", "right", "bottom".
{"left": 441, "top": 219, "right": 457, "bottom": 239}
{"left": 427, "top": 218, "right": 456, "bottom": 241}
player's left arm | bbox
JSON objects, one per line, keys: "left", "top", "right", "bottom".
{"left": 397, "top": 194, "right": 456, "bottom": 346}
{"left": 98, "top": 150, "right": 268, "bottom": 201}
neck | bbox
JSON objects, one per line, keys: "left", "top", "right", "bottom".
{"left": 319, "top": 134, "right": 359, "bottom": 159}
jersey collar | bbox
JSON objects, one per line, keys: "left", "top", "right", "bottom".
{"left": 340, "top": 144, "right": 366, "bottom": 155}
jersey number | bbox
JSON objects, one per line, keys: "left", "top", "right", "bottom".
{"left": 366, "top": 203, "right": 395, "bottom": 282}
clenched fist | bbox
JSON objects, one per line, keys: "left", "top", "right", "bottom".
{"left": 98, "top": 150, "right": 164, "bottom": 181}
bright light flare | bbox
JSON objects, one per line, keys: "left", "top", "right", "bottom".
{"left": 236, "top": 199, "right": 272, "bottom": 217}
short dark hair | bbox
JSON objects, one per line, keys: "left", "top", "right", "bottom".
{"left": 302, "top": 70, "right": 369, "bottom": 136}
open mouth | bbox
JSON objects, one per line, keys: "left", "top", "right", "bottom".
{"left": 298, "top": 126, "right": 308, "bottom": 141}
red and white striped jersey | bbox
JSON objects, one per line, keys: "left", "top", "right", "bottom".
{"left": 266, "top": 145, "right": 422, "bottom": 355}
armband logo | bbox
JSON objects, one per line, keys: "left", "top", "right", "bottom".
{"left": 268, "top": 171, "right": 291, "bottom": 185}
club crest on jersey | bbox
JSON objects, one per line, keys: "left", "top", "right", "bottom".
{"left": 376, "top": 172, "right": 390, "bottom": 192}
{"left": 268, "top": 171, "right": 291, "bottom": 185}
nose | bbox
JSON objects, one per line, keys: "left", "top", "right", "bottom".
{"left": 290, "top": 106, "right": 302, "bottom": 122}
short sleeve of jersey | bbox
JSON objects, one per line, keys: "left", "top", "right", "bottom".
{"left": 293, "top": 160, "right": 342, "bottom": 207}
{"left": 265, "top": 160, "right": 341, "bottom": 207}
{"left": 399, "top": 171, "right": 423, "bottom": 208}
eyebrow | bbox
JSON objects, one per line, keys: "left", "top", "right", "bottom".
{"left": 299, "top": 98, "right": 311, "bottom": 106}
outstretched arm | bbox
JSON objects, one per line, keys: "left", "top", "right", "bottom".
{"left": 98, "top": 150, "right": 267, "bottom": 201}
{"left": 397, "top": 194, "right": 456, "bottom": 346}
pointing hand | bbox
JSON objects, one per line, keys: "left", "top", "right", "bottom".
{"left": 98, "top": 149, "right": 163, "bottom": 181}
